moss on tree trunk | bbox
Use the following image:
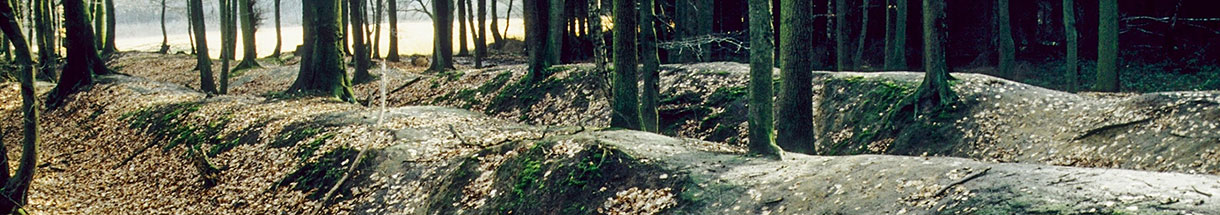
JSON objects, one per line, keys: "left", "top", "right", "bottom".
{"left": 611, "top": 0, "right": 640, "bottom": 129}
{"left": 291, "top": 0, "right": 357, "bottom": 102}
{"left": 1093, "top": 0, "right": 1118, "bottom": 92}
{"left": 639, "top": 0, "right": 659, "bottom": 132}
{"left": 747, "top": 0, "right": 782, "bottom": 159}
{"left": 776, "top": 0, "right": 815, "bottom": 153}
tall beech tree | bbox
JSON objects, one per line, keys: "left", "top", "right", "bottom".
{"left": 430, "top": 0, "right": 455, "bottom": 71}
{"left": 1094, "top": 0, "right": 1118, "bottom": 92}
{"left": 638, "top": 0, "right": 659, "bottom": 132}
{"left": 474, "top": 0, "right": 487, "bottom": 67}
{"left": 101, "top": 0, "right": 116, "bottom": 56}
{"left": 1062, "top": 0, "right": 1077, "bottom": 91}
{"left": 884, "top": 0, "right": 907, "bottom": 70}
{"left": 997, "top": 0, "right": 1014, "bottom": 77}
{"left": 386, "top": 0, "right": 400, "bottom": 61}
{"left": 523, "top": 0, "right": 551, "bottom": 81}
{"left": 235, "top": 0, "right": 261, "bottom": 70}
{"left": 610, "top": 0, "right": 639, "bottom": 129}
{"left": 833, "top": 0, "right": 847, "bottom": 71}
{"left": 776, "top": 0, "right": 814, "bottom": 153}
{"left": 291, "top": 0, "right": 356, "bottom": 102}
{"left": 188, "top": 0, "right": 218, "bottom": 94}
{"left": 587, "top": 0, "right": 606, "bottom": 70}
{"left": 748, "top": 0, "right": 783, "bottom": 159}
{"left": 159, "top": 0, "right": 170, "bottom": 53}
{"left": 546, "top": 0, "right": 562, "bottom": 64}
{"left": 490, "top": 0, "right": 503, "bottom": 46}
{"left": 855, "top": 0, "right": 871, "bottom": 70}
{"left": 0, "top": 1, "right": 40, "bottom": 212}
{"left": 49, "top": 0, "right": 113, "bottom": 108}
{"left": 350, "top": 0, "right": 373, "bottom": 83}
{"left": 886, "top": 0, "right": 958, "bottom": 125}
{"left": 457, "top": 0, "right": 469, "bottom": 56}
{"left": 272, "top": 0, "right": 283, "bottom": 58}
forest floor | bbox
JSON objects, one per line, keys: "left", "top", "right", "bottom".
{"left": 0, "top": 52, "right": 1218, "bottom": 214}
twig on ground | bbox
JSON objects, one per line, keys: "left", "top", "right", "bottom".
{"left": 933, "top": 167, "right": 991, "bottom": 198}
{"left": 322, "top": 149, "right": 368, "bottom": 203}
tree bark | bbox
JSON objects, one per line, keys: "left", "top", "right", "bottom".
{"left": 638, "top": 0, "right": 658, "bottom": 132}
{"left": 775, "top": 0, "right": 815, "bottom": 153}
{"left": 0, "top": 1, "right": 39, "bottom": 211}
{"left": 386, "top": 0, "right": 400, "bottom": 61}
{"left": 524, "top": 0, "right": 550, "bottom": 81}
{"left": 92, "top": 0, "right": 102, "bottom": 49}
{"left": 292, "top": 0, "right": 357, "bottom": 102}
{"left": 50, "top": 0, "right": 114, "bottom": 108}
{"left": 101, "top": 0, "right": 115, "bottom": 56}
{"left": 474, "top": 0, "right": 487, "bottom": 67}
{"left": 547, "top": 0, "right": 562, "bottom": 64}
{"left": 1062, "top": 0, "right": 1077, "bottom": 92}
{"left": 587, "top": 0, "right": 605, "bottom": 71}
{"left": 490, "top": 0, "right": 503, "bottom": 47}
{"left": 996, "top": 0, "right": 1014, "bottom": 77}
{"left": 350, "top": 0, "right": 372, "bottom": 83}
{"left": 159, "top": 0, "right": 169, "bottom": 53}
{"left": 35, "top": 0, "right": 56, "bottom": 80}
{"left": 1093, "top": 0, "right": 1118, "bottom": 92}
{"left": 273, "top": 0, "right": 283, "bottom": 58}
{"left": 854, "top": 0, "right": 871, "bottom": 70}
{"left": 610, "top": 0, "right": 639, "bottom": 129}
{"left": 430, "top": 0, "right": 455, "bottom": 71}
{"left": 883, "top": 0, "right": 906, "bottom": 70}
{"left": 748, "top": 0, "right": 782, "bottom": 159}
{"left": 235, "top": 0, "right": 261, "bottom": 70}
{"left": 457, "top": 0, "right": 469, "bottom": 56}
{"left": 834, "top": 0, "right": 847, "bottom": 71}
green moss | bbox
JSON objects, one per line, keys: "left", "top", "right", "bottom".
{"left": 298, "top": 133, "right": 336, "bottom": 162}
{"left": 820, "top": 78, "right": 919, "bottom": 155}
{"left": 486, "top": 69, "right": 593, "bottom": 116}
{"left": 277, "top": 147, "right": 365, "bottom": 200}
{"left": 433, "top": 71, "right": 514, "bottom": 109}
{"left": 270, "top": 126, "right": 322, "bottom": 148}
{"left": 121, "top": 102, "right": 232, "bottom": 153}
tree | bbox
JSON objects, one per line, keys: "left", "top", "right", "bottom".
{"left": 101, "top": 0, "right": 116, "bottom": 56}
{"left": 775, "top": 0, "right": 814, "bottom": 153}
{"left": 1094, "top": 0, "right": 1118, "bottom": 92}
{"left": 188, "top": 0, "right": 218, "bottom": 94}
{"left": 372, "top": 0, "right": 383, "bottom": 59}
{"left": 748, "top": 0, "right": 783, "bottom": 159}
{"left": 610, "top": 0, "right": 639, "bottom": 129}
{"left": 218, "top": 0, "right": 234, "bottom": 94}
{"left": 885, "top": 0, "right": 957, "bottom": 125}
{"left": 834, "top": 0, "right": 847, "bottom": 71}
{"left": 523, "top": 0, "right": 551, "bottom": 81}
{"left": 386, "top": 0, "right": 400, "bottom": 61}
{"left": 291, "top": 0, "right": 357, "bottom": 102}
{"left": 883, "top": 0, "right": 907, "bottom": 70}
{"left": 547, "top": 0, "right": 562, "bottom": 64}
{"left": 430, "top": 0, "right": 455, "bottom": 71}
{"left": 457, "top": 0, "right": 469, "bottom": 56}
{"left": 34, "top": 0, "right": 57, "bottom": 79}
{"left": 638, "top": 0, "right": 658, "bottom": 132}
{"left": 0, "top": 1, "right": 40, "bottom": 212}
{"left": 350, "top": 0, "right": 373, "bottom": 83}
{"left": 235, "top": 0, "right": 261, "bottom": 70}
{"left": 490, "top": 0, "right": 503, "bottom": 47}
{"left": 474, "top": 0, "right": 486, "bottom": 67}
{"left": 996, "top": 0, "right": 1014, "bottom": 77}
{"left": 272, "top": 0, "right": 283, "bottom": 58}
{"left": 92, "top": 0, "right": 103, "bottom": 48}
{"left": 587, "top": 0, "right": 606, "bottom": 70}
{"left": 1062, "top": 0, "right": 1077, "bottom": 92}
{"left": 49, "top": 0, "right": 114, "bottom": 108}
{"left": 855, "top": 0, "right": 871, "bottom": 70}
{"left": 159, "top": 0, "right": 170, "bottom": 53}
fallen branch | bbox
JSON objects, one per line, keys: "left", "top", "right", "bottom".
{"left": 113, "top": 142, "right": 159, "bottom": 169}
{"left": 322, "top": 149, "right": 368, "bottom": 203}
{"left": 1072, "top": 117, "right": 1154, "bottom": 141}
{"left": 449, "top": 124, "right": 473, "bottom": 146}
{"left": 933, "top": 167, "right": 991, "bottom": 198}
{"left": 363, "top": 77, "right": 422, "bottom": 107}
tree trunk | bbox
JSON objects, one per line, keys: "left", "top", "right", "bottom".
{"left": 159, "top": 0, "right": 169, "bottom": 53}
{"left": 524, "top": 0, "right": 550, "bottom": 81}
{"left": 1093, "top": 0, "right": 1118, "bottom": 92}
{"left": 775, "top": 0, "right": 814, "bottom": 153}
{"left": 996, "top": 0, "right": 1014, "bottom": 77}
{"left": 747, "top": 0, "right": 782, "bottom": 159}
{"left": 883, "top": 0, "right": 906, "bottom": 70}
{"left": 35, "top": 0, "right": 56, "bottom": 80}
{"left": 292, "top": 0, "right": 356, "bottom": 102}
{"left": 50, "top": 0, "right": 114, "bottom": 108}
{"left": 1062, "top": 0, "right": 1077, "bottom": 92}
{"left": 503, "top": 0, "right": 513, "bottom": 42}
{"left": 833, "top": 0, "right": 847, "bottom": 71}
{"left": 611, "top": 0, "right": 639, "bottom": 129}
{"left": 587, "top": 0, "right": 605, "bottom": 71}
{"left": 457, "top": 0, "right": 469, "bottom": 56}
{"left": 890, "top": 0, "right": 957, "bottom": 118}
{"left": 490, "top": 0, "right": 503, "bottom": 47}
{"left": 672, "top": 0, "right": 712, "bottom": 62}
{"left": 430, "top": 0, "right": 455, "bottom": 71}
{"left": 218, "top": 0, "right": 232, "bottom": 94}
{"left": 474, "top": 0, "right": 487, "bottom": 67}
{"left": 92, "top": 0, "right": 102, "bottom": 49}
{"left": 547, "top": 0, "right": 562, "bottom": 64}
{"left": 854, "top": 0, "right": 870, "bottom": 70}
{"left": 272, "top": 0, "right": 282, "bottom": 58}
{"left": 0, "top": 1, "right": 39, "bottom": 211}
{"left": 187, "top": 7, "right": 196, "bottom": 55}
{"left": 638, "top": 0, "right": 658, "bottom": 132}
{"left": 235, "top": 0, "right": 261, "bottom": 70}
{"left": 341, "top": 0, "right": 350, "bottom": 55}
{"left": 386, "top": 0, "right": 399, "bottom": 61}
{"left": 350, "top": 0, "right": 372, "bottom": 83}
{"left": 372, "top": 0, "right": 383, "bottom": 59}
{"left": 101, "top": 0, "right": 115, "bottom": 56}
